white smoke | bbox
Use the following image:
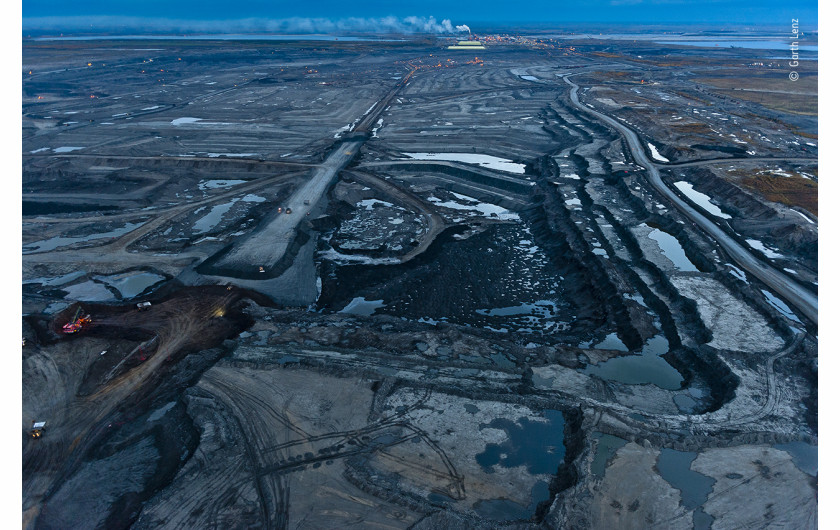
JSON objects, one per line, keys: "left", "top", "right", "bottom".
{"left": 23, "top": 15, "right": 463, "bottom": 34}
{"left": 456, "top": 24, "right": 471, "bottom": 33}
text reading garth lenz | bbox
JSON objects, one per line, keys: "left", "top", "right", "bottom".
{"left": 789, "top": 19, "right": 800, "bottom": 81}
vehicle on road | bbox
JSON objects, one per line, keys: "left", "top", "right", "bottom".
{"left": 30, "top": 421, "right": 46, "bottom": 438}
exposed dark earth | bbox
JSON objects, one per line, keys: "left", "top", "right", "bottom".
{"left": 22, "top": 28, "right": 817, "bottom": 529}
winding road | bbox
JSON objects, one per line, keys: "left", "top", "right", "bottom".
{"left": 563, "top": 75, "right": 817, "bottom": 325}
{"left": 660, "top": 156, "right": 817, "bottom": 168}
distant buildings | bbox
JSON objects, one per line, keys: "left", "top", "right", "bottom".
{"left": 447, "top": 40, "right": 486, "bottom": 51}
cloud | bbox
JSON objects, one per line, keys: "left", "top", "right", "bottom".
{"left": 23, "top": 15, "right": 462, "bottom": 34}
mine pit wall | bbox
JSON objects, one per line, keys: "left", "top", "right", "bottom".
{"left": 542, "top": 403, "right": 816, "bottom": 530}
{"left": 368, "top": 161, "right": 535, "bottom": 196}
{"left": 540, "top": 106, "right": 583, "bottom": 148}
{"left": 663, "top": 166, "right": 818, "bottom": 276}
{"left": 548, "top": 90, "right": 798, "bottom": 398}
{"left": 593, "top": 205, "right": 683, "bottom": 344}
{"left": 655, "top": 173, "right": 816, "bottom": 325}
{"left": 561, "top": 154, "right": 672, "bottom": 347}
{"left": 519, "top": 196, "right": 611, "bottom": 339}
{"left": 524, "top": 157, "right": 633, "bottom": 347}
{"left": 535, "top": 406, "right": 585, "bottom": 523}
{"left": 636, "top": 173, "right": 801, "bottom": 341}
{"left": 597, "top": 170, "right": 799, "bottom": 402}
{"left": 34, "top": 344, "right": 236, "bottom": 529}
{"left": 532, "top": 158, "right": 748, "bottom": 413}
{"left": 31, "top": 291, "right": 257, "bottom": 530}
{"left": 98, "top": 399, "right": 202, "bottom": 530}
{"left": 530, "top": 154, "right": 704, "bottom": 351}
{"left": 527, "top": 143, "right": 756, "bottom": 413}
{"left": 575, "top": 102, "right": 810, "bottom": 334}
{"left": 541, "top": 100, "right": 713, "bottom": 348}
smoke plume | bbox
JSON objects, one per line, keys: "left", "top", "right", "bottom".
{"left": 23, "top": 15, "right": 464, "bottom": 35}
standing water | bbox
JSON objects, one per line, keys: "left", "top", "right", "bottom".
{"left": 583, "top": 335, "right": 683, "bottom": 390}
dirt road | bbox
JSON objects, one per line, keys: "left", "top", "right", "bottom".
{"left": 563, "top": 74, "right": 817, "bottom": 325}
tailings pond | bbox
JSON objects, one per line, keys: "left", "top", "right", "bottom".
{"left": 656, "top": 448, "right": 716, "bottom": 529}
{"left": 582, "top": 335, "right": 684, "bottom": 390}
{"left": 473, "top": 409, "right": 565, "bottom": 521}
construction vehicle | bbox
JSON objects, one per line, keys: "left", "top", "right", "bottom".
{"left": 62, "top": 307, "right": 92, "bottom": 334}
{"left": 30, "top": 421, "right": 46, "bottom": 438}
{"left": 136, "top": 301, "right": 152, "bottom": 311}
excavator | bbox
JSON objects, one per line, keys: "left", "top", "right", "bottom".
{"left": 62, "top": 306, "right": 91, "bottom": 334}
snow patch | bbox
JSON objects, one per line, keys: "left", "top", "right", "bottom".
{"left": 403, "top": 152, "right": 525, "bottom": 174}
{"left": 647, "top": 143, "right": 669, "bottom": 162}
{"left": 674, "top": 181, "right": 731, "bottom": 219}
{"left": 171, "top": 117, "right": 202, "bottom": 125}
{"left": 746, "top": 239, "right": 784, "bottom": 259}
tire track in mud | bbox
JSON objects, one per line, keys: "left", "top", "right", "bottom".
{"left": 30, "top": 290, "right": 244, "bottom": 527}
{"left": 196, "top": 375, "right": 466, "bottom": 507}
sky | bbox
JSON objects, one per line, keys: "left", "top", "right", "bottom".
{"left": 22, "top": 0, "right": 819, "bottom": 32}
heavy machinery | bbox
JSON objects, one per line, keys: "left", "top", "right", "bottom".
{"left": 30, "top": 421, "right": 46, "bottom": 438}
{"left": 62, "top": 307, "right": 91, "bottom": 334}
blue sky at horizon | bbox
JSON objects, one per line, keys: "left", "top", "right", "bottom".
{"left": 22, "top": 0, "right": 819, "bottom": 31}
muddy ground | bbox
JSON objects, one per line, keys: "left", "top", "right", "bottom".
{"left": 22, "top": 32, "right": 816, "bottom": 529}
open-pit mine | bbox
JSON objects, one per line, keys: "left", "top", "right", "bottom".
{"left": 22, "top": 30, "right": 817, "bottom": 529}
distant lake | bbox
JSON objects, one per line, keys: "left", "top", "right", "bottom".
{"left": 32, "top": 34, "right": 401, "bottom": 42}
{"left": 657, "top": 39, "right": 817, "bottom": 51}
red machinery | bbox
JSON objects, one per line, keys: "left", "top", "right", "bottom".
{"left": 62, "top": 307, "right": 92, "bottom": 334}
